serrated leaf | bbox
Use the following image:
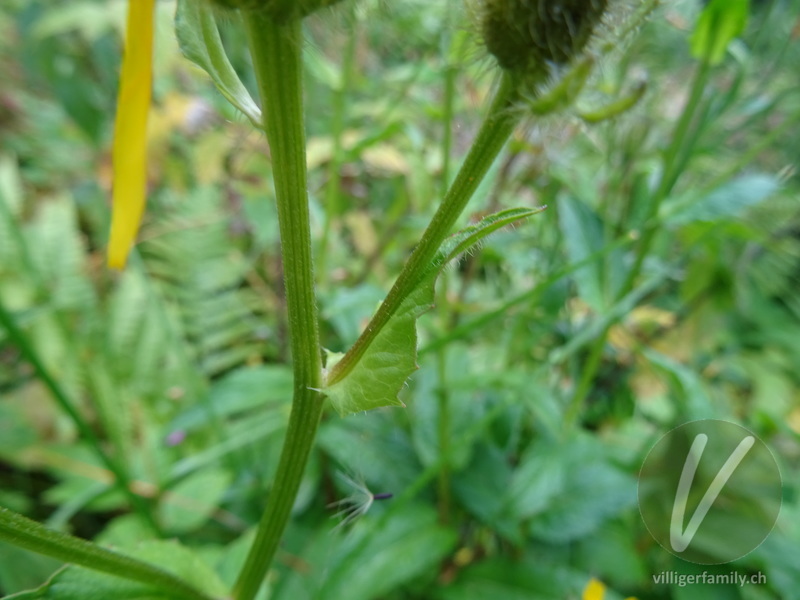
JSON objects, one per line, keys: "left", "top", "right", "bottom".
{"left": 175, "top": 0, "right": 261, "bottom": 126}
{"left": 452, "top": 443, "right": 521, "bottom": 543}
{"left": 500, "top": 435, "right": 638, "bottom": 545}
{"left": 323, "top": 207, "right": 543, "bottom": 416}
{"left": 4, "top": 540, "right": 227, "bottom": 600}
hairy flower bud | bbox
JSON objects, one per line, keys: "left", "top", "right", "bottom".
{"left": 480, "top": 0, "right": 610, "bottom": 74}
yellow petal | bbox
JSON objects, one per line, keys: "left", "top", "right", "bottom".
{"left": 108, "top": 0, "right": 156, "bottom": 269}
{"left": 582, "top": 578, "right": 606, "bottom": 600}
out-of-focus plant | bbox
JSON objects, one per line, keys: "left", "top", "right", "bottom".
{"left": 1, "top": 0, "right": 798, "bottom": 598}
{"left": 0, "top": 0, "right": 646, "bottom": 597}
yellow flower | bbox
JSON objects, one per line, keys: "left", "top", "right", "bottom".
{"left": 583, "top": 578, "right": 607, "bottom": 600}
{"left": 582, "top": 577, "right": 638, "bottom": 600}
{"left": 108, "top": 0, "right": 156, "bottom": 269}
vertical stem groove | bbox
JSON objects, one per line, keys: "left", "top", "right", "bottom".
{"left": 233, "top": 13, "right": 324, "bottom": 600}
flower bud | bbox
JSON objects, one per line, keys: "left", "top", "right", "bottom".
{"left": 480, "top": 0, "right": 610, "bottom": 75}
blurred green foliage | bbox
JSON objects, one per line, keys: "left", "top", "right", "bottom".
{"left": 1, "top": 0, "right": 799, "bottom": 598}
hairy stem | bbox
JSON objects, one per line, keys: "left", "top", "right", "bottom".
{"left": 327, "top": 73, "right": 519, "bottom": 386}
{"left": 233, "top": 13, "right": 324, "bottom": 600}
{"left": 0, "top": 508, "right": 212, "bottom": 600}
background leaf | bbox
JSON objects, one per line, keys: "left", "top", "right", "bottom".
{"left": 4, "top": 540, "right": 228, "bottom": 600}
{"left": 175, "top": 0, "right": 261, "bottom": 126}
{"left": 663, "top": 173, "right": 779, "bottom": 225}
{"left": 690, "top": 0, "right": 750, "bottom": 65}
{"left": 159, "top": 468, "right": 233, "bottom": 534}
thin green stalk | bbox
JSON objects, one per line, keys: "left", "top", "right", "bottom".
{"left": 328, "top": 73, "right": 519, "bottom": 386}
{"left": 564, "top": 331, "right": 606, "bottom": 426}
{"left": 622, "top": 59, "right": 711, "bottom": 294}
{"left": 435, "top": 349, "right": 452, "bottom": 524}
{"left": 233, "top": 14, "right": 323, "bottom": 600}
{"left": 0, "top": 301, "right": 161, "bottom": 536}
{"left": 435, "top": 2, "right": 457, "bottom": 524}
{"left": 318, "top": 11, "right": 358, "bottom": 282}
{"left": 0, "top": 508, "right": 212, "bottom": 600}
{"left": 440, "top": 63, "right": 456, "bottom": 191}
{"left": 440, "top": 0, "right": 458, "bottom": 193}
{"left": 566, "top": 60, "right": 712, "bottom": 425}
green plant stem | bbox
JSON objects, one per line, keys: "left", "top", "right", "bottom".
{"left": 435, "top": 349, "right": 452, "bottom": 524}
{"left": 0, "top": 507, "right": 212, "bottom": 600}
{"left": 233, "top": 14, "right": 323, "bottom": 600}
{"left": 564, "top": 329, "right": 607, "bottom": 426}
{"left": 441, "top": 63, "right": 456, "bottom": 191}
{"left": 328, "top": 73, "right": 519, "bottom": 386}
{"left": 566, "top": 60, "right": 712, "bottom": 425}
{"left": 440, "top": 0, "right": 458, "bottom": 193}
{"left": 435, "top": 3, "right": 458, "bottom": 524}
{"left": 319, "top": 11, "right": 358, "bottom": 283}
{"left": 622, "top": 59, "right": 711, "bottom": 294}
{"left": 0, "top": 301, "right": 161, "bottom": 536}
